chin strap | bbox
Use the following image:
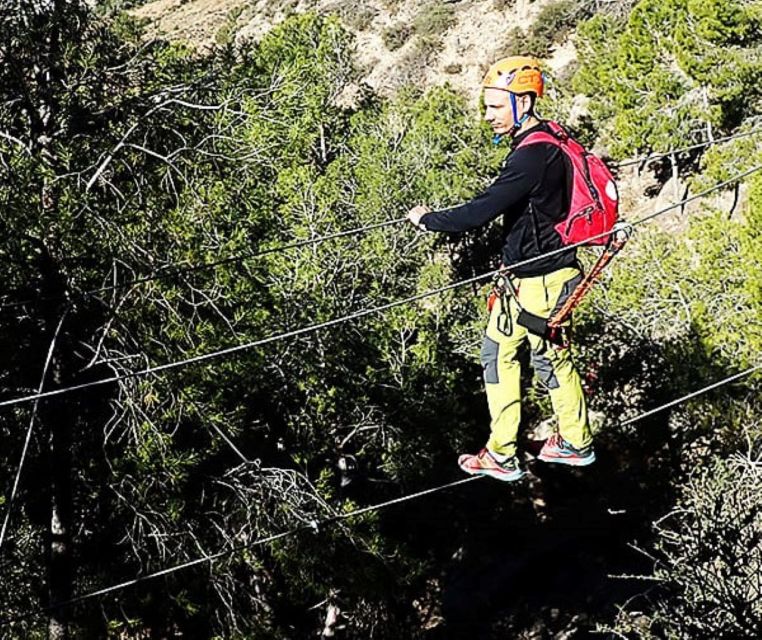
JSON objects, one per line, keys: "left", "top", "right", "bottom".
{"left": 508, "top": 92, "right": 530, "bottom": 137}
{"left": 492, "top": 93, "right": 531, "bottom": 145}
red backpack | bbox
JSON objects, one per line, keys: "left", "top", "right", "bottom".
{"left": 515, "top": 121, "right": 618, "bottom": 246}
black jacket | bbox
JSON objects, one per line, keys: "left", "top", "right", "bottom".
{"left": 420, "top": 121, "right": 577, "bottom": 278}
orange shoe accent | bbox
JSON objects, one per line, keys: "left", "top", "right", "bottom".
{"left": 457, "top": 448, "right": 524, "bottom": 482}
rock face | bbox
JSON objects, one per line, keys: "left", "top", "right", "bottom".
{"left": 133, "top": 0, "right": 578, "bottom": 104}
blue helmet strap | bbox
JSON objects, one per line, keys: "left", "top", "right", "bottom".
{"left": 509, "top": 92, "right": 530, "bottom": 134}
{"left": 495, "top": 93, "right": 531, "bottom": 144}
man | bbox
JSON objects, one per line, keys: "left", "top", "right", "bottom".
{"left": 407, "top": 56, "right": 594, "bottom": 482}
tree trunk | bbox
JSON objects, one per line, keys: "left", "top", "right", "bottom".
{"left": 48, "top": 418, "right": 72, "bottom": 640}
{"left": 41, "top": 263, "right": 72, "bottom": 640}
{"left": 35, "top": 5, "right": 75, "bottom": 635}
{"left": 39, "top": 207, "right": 73, "bottom": 640}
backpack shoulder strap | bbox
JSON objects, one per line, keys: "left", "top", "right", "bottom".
{"left": 514, "top": 121, "right": 568, "bottom": 150}
{"left": 544, "top": 120, "right": 569, "bottom": 141}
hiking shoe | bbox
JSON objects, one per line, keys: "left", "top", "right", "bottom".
{"left": 537, "top": 433, "right": 596, "bottom": 466}
{"left": 458, "top": 449, "right": 525, "bottom": 482}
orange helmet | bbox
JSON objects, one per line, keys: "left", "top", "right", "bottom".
{"left": 482, "top": 56, "right": 544, "bottom": 98}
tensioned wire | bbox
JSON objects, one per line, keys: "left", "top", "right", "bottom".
{"left": 0, "top": 136, "right": 753, "bottom": 525}
{"left": 4, "top": 361, "right": 760, "bottom": 624}
{"left": 0, "top": 163, "right": 759, "bottom": 411}
{"left": 615, "top": 126, "right": 762, "bottom": 168}
{"left": 0, "top": 217, "right": 407, "bottom": 311}
{"left": 1, "top": 125, "right": 759, "bottom": 312}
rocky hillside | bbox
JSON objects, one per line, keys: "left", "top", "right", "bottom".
{"left": 134, "top": 0, "right": 577, "bottom": 102}
{"left": 131, "top": 0, "right": 744, "bottom": 224}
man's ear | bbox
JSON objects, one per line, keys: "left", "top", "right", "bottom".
{"left": 520, "top": 94, "right": 534, "bottom": 116}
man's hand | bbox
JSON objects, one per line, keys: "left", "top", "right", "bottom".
{"left": 407, "top": 204, "right": 432, "bottom": 230}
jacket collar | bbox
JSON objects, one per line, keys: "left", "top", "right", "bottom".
{"left": 512, "top": 120, "right": 546, "bottom": 146}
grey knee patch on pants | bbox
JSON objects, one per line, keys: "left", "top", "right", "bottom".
{"left": 481, "top": 336, "right": 499, "bottom": 384}
{"left": 531, "top": 349, "right": 559, "bottom": 389}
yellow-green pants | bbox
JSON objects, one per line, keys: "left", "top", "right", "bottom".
{"left": 481, "top": 266, "right": 591, "bottom": 457}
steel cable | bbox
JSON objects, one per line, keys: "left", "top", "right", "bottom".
{"left": 0, "top": 163, "right": 759, "bottom": 411}
{"left": 4, "top": 362, "right": 759, "bottom": 624}
{"left": 615, "top": 126, "right": 762, "bottom": 169}
{"left": 2, "top": 125, "right": 759, "bottom": 312}
{"left": 0, "top": 217, "right": 407, "bottom": 312}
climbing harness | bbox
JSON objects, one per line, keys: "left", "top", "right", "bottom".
{"left": 486, "top": 116, "right": 626, "bottom": 345}
{"left": 487, "top": 223, "right": 632, "bottom": 347}
{"left": 545, "top": 223, "right": 632, "bottom": 334}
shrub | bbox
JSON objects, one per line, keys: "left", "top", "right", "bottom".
{"left": 603, "top": 457, "right": 762, "bottom": 638}
{"left": 382, "top": 22, "right": 412, "bottom": 50}
{"left": 573, "top": 0, "right": 762, "bottom": 157}
{"left": 413, "top": 3, "right": 457, "bottom": 37}
{"left": 338, "top": 2, "right": 378, "bottom": 31}
{"left": 381, "top": 0, "right": 403, "bottom": 13}
{"left": 413, "top": 34, "right": 441, "bottom": 63}
{"left": 494, "top": 26, "right": 526, "bottom": 58}
{"left": 528, "top": 0, "right": 586, "bottom": 57}
{"left": 497, "top": 0, "right": 588, "bottom": 59}
{"left": 215, "top": 6, "right": 244, "bottom": 45}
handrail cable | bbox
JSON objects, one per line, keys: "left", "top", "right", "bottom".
{"left": 0, "top": 217, "right": 407, "bottom": 312}
{"left": 5, "top": 362, "right": 759, "bottom": 624}
{"left": 619, "top": 364, "right": 762, "bottom": 426}
{"left": 2, "top": 125, "right": 759, "bottom": 313}
{"left": 0, "top": 163, "right": 759, "bottom": 411}
{"left": 614, "top": 126, "right": 762, "bottom": 168}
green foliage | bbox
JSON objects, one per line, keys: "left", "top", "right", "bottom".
{"left": 95, "top": 0, "right": 152, "bottom": 11}
{"left": 215, "top": 6, "right": 244, "bottom": 45}
{"left": 496, "top": 1, "right": 590, "bottom": 59}
{"left": 528, "top": 0, "right": 586, "bottom": 57}
{"left": 495, "top": 26, "right": 527, "bottom": 58}
{"left": 586, "top": 201, "right": 762, "bottom": 380}
{"left": 412, "top": 33, "right": 441, "bottom": 62}
{"left": 574, "top": 0, "right": 762, "bottom": 157}
{"left": 381, "top": 0, "right": 404, "bottom": 13}
{"left": 334, "top": 0, "right": 378, "bottom": 31}
{"left": 0, "top": 4, "right": 505, "bottom": 635}
{"left": 2, "top": 1, "right": 762, "bottom": 638}
{"left": 604, "top": 458, "right": 762, "bottom": 638}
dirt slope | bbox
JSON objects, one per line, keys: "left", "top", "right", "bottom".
{"left": 131, "top": 0, "right": 743, "bottom": 221}
{"left": 133, "top": 0, "right": 576, "bottom": 102}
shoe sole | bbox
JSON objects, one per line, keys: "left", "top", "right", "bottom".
{"left": 537, "top": 452, "right": 596, "bottom": 467}
{"left": 458, "top": 463, "right": 525, "bottom": 482}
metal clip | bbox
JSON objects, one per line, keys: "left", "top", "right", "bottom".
{"left": 611, "top": 221, "right": 634, "bottom": 248}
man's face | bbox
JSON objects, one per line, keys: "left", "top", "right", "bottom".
{"left": 483, "top": 88, "right": 514, "bottom": 135}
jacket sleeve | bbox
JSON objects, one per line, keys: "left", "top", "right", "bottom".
{"left": 420, "top": 146, "right": 543, "bottom": 233}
